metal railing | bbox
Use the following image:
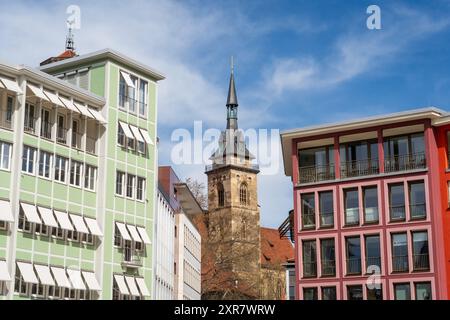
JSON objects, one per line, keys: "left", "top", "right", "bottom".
{"left": 346, "top": 258, "right": 362, "bottom": 274}
{"left": 299, "top": 165, "right": 335, "bottom": 184}
{"left": 40, "top": 120, "right": 53, "bottom": 140}
{"left": 384, "top": 152, "right": 426, "bottom": 173}
{"left": 320, "top": 212, "right": 334, "bottom": 227}
{"left": 366, "top": 256, "right": 381, "bottom": 270}
{"left": 321, "top": 260, "right": 336, "bottom": 276}
{"left": 392, "top": 255, "right": 409, "bottom": 272}
{"left": 57, "top": 127, "right": 68, "bottom": 145}
{"left": 413, "top": 253, "right": 429, "bottom": 271}
{"left": 0, "top": 111, "right": 13, "bottom": 129}
{"left": 301, "top": 212, "right": 316, "bottom": 229}
{"left": 302, "top": 262, "right": 317, "bottom": 277}
{"left": 86, "top": 136, "right": 97, "bottom": 155}
{"left": 71, "top": 132, "right": 82, "bottom": 150}
{"left": 410, "top": 204, "right": 426, "bottom": 219}
{"left": 24, "top": 115, "right": 37, "bottom": 134}
{"left": 390, "top": 205, "right": 406, "bottom": 221}
{"left": 278, "top": 210, "right": 294, "bottom": 243}
{"left": 340, "top": 158, "right": 379, "bottom": 178}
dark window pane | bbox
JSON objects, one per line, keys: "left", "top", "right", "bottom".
{"left": 303, "top": 287, "right": 317, "bottom": 300}
{"left": 347, "top": 285, "right": 363, "bottom": 300}
{"left": 344, "top": 189, "right": 359, "bottom": 225}
{"left": 394, "top": 283, "right": 411, "bottom": 300}
{"left": 363, "top": 186, "right": 378, "bottom": 223}
{"left": 365, "top": 235, "right": 381, "bottom": 271}
{"left": 319, "top": 191, "right": 333, "bottom": 227}
{"left": 412, "top": 232, "right": 429, "bottom": 271}
{"left": 415, "top": 282, "right": 431, "bottom": 300}
{"left": 301, "top": 193, "right": 315, "bottom": 228}
{"left": 320, "top": 239, "right": 335, "bottom": 276}
{"left": 389, "top": 184, "right": 405, "bottom": 220}
{"left": 346, "top": 237, "right": 361, "bottom": 274}
{"left": 392, "top": 233, "right": 409, "bottom": 272}
{"left": 409, "top": 181, "right": 426, "bottom": 219}
{"left": 367, "top": 285, "right": 383, "bottom": 300}
{"left": 302, "top": 241, "right": 317, "bottom": 277}
{"left": 321, "top": 287, "right": 336, "bottom": 300}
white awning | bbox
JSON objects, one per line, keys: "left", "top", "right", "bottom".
{"left": 27, "top": 84, "right": 49, "bottom": 101}
{"left": 34, "top": 265, "right": 55, "bottom": 286}
{"left": 84, "top": 217, "right": 103, "bottom": 237}
{"left": 17, "top": 262, "right": 39, "bottom": 284}
{"left": 126, "top": 225, "right": 143, "bottom": 243}
{"left": 125, "top": 276, "right": 140, "bottom": 296}
{"left": 0, "top": 260, "right": 11, "bottom": 281}
{"left": 69, "top": 214, "right": 89, "bottom": 234}
{"left": 139, "top": 129, "right": 154, "bottom": 145}
{"left": 54, "top": 211, "right": 74, "bottom": 231}
{"left": 119, "top": 121, "right": 134, "bottom": 140}
{"left": 67, "top": 269, "right": 86, "bottom": 290}
{"left": 137, "top": 227, "right": 152, "bottom": 245}
{"left": 116, "top": 222, "right": 132, "bottom": 241}
{"left": 88, "top": 108, "right": 107, "bottom": 124}
{"left": 0, "top": 75, "right": 22, "bottom": 93}
{"left": 0, "top": 199, "right": 14, "bottom": 222}
{"left": 82, "top": 271, "right": 101, "bottom": 291}
{"left": 114, "top": 275, "right": 129, "bottom": 295}
{"left": 129, "top": 125, "right": 145, "bottom": 143}
{"left": 43, "top": 90, "right": 65, "bottom": 108}
{"left": 20, "top": 203, "right": 41, "bottom": 224}
{"left": 74, "top": 101, "right": 95, "bottom": 119}
{"left": 51, "top": 267, "right": 72, "bottom": 288}
{"left": 59, "top": 96, "right": 80, "bottom": 113}
{"left": 135, "top": 277, "right": 150, "bottom": 297}
{"left": 37, "top": 207, "right": 58, "bottom": 228}
{"left": 120, "top": 71, "right": 135, "bottom": 88}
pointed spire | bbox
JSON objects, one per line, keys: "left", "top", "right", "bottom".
{"left": 226, "top": 56, "right": 238, "bottom": 107}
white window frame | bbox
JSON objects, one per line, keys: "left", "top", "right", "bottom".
{"left": 18, "top": 209, "right": 32, "bottom": 233}
{"left": 84, "top": 165, "right": 97, "bottom": 191}
{"left": 136, "top": 177, "right": 146, "bottom": 201}
{"left": 116, "top": 171, "right": 125, "bottom": 196}
{"left": 138, "top": 79, "right": 148, "bottom": 118}
{"left": 14, "top": 266, "right": 30, "bottom": 297}
{"left": 137, "top": 140, "right": 146, "bottom": 154}
{"left": 114, "top": 225, "right": 122, "bottom": 247}
{"left": 54, "top": 155, "right": 68, "bottom": 183}
{"left": 38, "top": 150, "right": 53, "bottom": 179}
{"left": 70, "top": 160, "right": 83, "bottom": 187}
{"left": 22, "top": 145, "right": 36, "bottom": 175}
{"left": 126, "top": 174, "right": 136, "bottom": 199}
{"left": 0, "top": 141, "right": 12, "bottom": 171}
{"left": 117, "top": 125, "right": 125, "bottom": 147}
{"left": 82, "top": 232, "right": 94, "bottom": 246}
{"left": 35, "top": 223, "right": 49, "bottom": 237}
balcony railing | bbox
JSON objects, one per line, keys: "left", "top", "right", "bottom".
{"left": 299, "top": 165, "right": 335, "bottom": 184}
{"left": 366, "top": 256, "right": 381, "bottom": 270}
{"left": 413, "top": 253, "right": 429, "bottom": 271}
{"left": 24, "top": 116, "right": 37, "bottom": 134}
{"left": 301, "top": 211, "right": 315, "bottom": 229}
{"left": 40, "top": 120, "right": 53, "bottom": 140}
{"left": 0, "top": 111, "right": 13, "bottom": 129}
{"left": 392, "top": 255, "right": 409, "bottom": 272}
{"left": 71, "top": 132, "right": 82, "bottom": 150}
{"left": 384, "top": 152, "right": 426, "bottom": 173}
{"left": 346, "top": 258, "right": 362, "bottom": 274}
{"left": 321, "top": 260, "right": 336, "bottom": 276}
{"left": 86, "top": 136, "right": 97, "bottom": 155}
{"left": 57, "top": 127, "right": 68, "bottom": 145}
{"left": 390, "top": 205, "right": 406, "bottom": 221}
{"left": 320, "top": 212, "right": 334, "bottom": 227}
{"left": 410, "top": 204, "right": 426, "bottom": 219}
{"left": 340, "top": 158, "right": 379, "bottom": 178}
{"left": 302, "top": 262, "right": 317, "bottom": 277}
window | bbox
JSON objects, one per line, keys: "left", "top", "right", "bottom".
{"left": 389, "top": 184, "right": 405, "bottom": 221}
{"left": 14, "top": 266, "right": 29, "bottom": 296}
{"left": 18, "top": 209, "right": 32, "bottom": 233}
{"left": 54, "top": 155, "right": 68, "bottom": 183}
{"left": 119, "top": 73, "right": 127, "bottom": 109}
{"left": 217, "top": 183, "right": 224, "bottom": 207}
{"left": 239, "top": 183, "right": 248, "bottom": 205}
{"left": 384, "top": 133, "right": 425, "bottom": 172}
{"left": 412, "top": 231, "right": 429, "bottom": 271}
{"left": 38, "top": 150, "right": 53, "bottom": 178}
{"left": 84, "top": 165, "right": 97, "bottom": 191}
{"left": 302, "top": 240, "right": 317, "bottom": 277}
{"left": 82, "top": 233, "right": 94, "bottom": 245}
{"left": 139, "top": 79, "right": 148, "bottom": 117}
{"left": 6, "top": 96, "right": 13, "bottom": 123}
{"left": 409, "top": 181, "right": 426, "bottom": 219}
{"left": 117, "top": 124, "right": 125, "bottom": 146}
{"left": 40, "top": 108, "right": 52, "bottom": 139}
{"left": 288, "top": 270, "right": 295, "bottom": 300}
{"left": 392, "top": 233, "right": 408, "bottom": 272}
{"left": 126, "top": 174, "right": 135, "bottom": 198}
{"left": 320, "top": 239, "right": 335, "bottom": 276}
{"left": 301, "top": 193, "right": 315, "bottom": 229}
{"left": 137, "top": 177, "right": 145, "bottom": 201}
{"left": 114, "top": 225, "right": 122, "bottom": 247}
{"left": 67, "top": 230, "right": 79, "bottom": 242}
{"left": 321, "top": 286, "right": 336, "bottom": 300}
{"left": 344, "top": 188, "right": 359, "bottom": 225}
{"left": 346, "top": 236, "right": 361, "bottom": 274}
{"left": 303, "top": 287, "right": 317, "bottom": 300}
{"left": 347, "top": 285, "right": 363, "bottom": 300}
{"left": 137, "top": 140, "right": 146, "bottom": 154}
{"left": 298, "top": 146, "right": 335, "bottom": 183}
{"left": 22, "top": 145, "right": 36, "bottom": 174}
{"left": 36, "top": 223, "right": 49, "bottom": 236}
{"left": 0, "top": 141, "right": 11, "bottom": 170}
{"left": 366, "top": 285, "right": 383, "bottom": 300}
{"left": 24, "top": 103, "right": 35, "bottom": 133}
{"left": 319, "top": 191, "right": 333, "bottom": 227}
{"left": 70, "top": 160, "right": 83, "bottom": 187}
{"left": 363, "top": 186, "right": 378, "bottom": 223}
{"left": 0, "top": 221, "right": 7, "bottom": 230}
{"left": 394, "top": 283, "right": 411, "bottom": 300}
{"left": 129, "top": 75, "right": 138, "bottom": 113}
{"left": 57, "top": 114, "right": 66, "bottom": 144}
{"left": 116, "top": 171, "right": 125, "bottom": 195}
{"left": 340, "top": 140, "right": 379, "bottom": 178}
{"left": 365, "top": 235, "right": 381, "bottom": 272}
{"left": 415, "top": 282, "right": 431, "bottom": 300}
{"left": 127, "top": 136, "right": 135, "bottom": 150}
{"left": 72, "top": 119, "right": 81, "bottom": 149}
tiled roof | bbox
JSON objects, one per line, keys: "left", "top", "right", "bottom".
{"left": 260, "top": 227, "right": 294, "bottom": 266}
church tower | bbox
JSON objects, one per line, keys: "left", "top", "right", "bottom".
{"left": 203, "top": 64, "right": 261, "bottom": 299}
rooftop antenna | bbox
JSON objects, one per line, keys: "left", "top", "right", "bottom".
{"left": 230, "top": 55, "right": 234, "bottom": 74}
{"left": 65, "top": 19, "right": 75, "bottom": 51}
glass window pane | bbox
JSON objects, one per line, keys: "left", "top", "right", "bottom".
{"left": 319, "top": 191, "right": 333, "bottom": 227}
{"left": 303, "top": 287, "right": 317, "bottom": 300}
{"left": 394, "top": 283, "right": 411, "bottom": 300}
{"left": 367, "top": 285, "right": 383, "bottom": 300}
{"left": 320, "top": 239, "right": 335, "bottom": 276}
{"left": 363, "top": 186, "right": 378, "bottom": 223}
{"left": 346, "top": 237, "right": 361, "bottom": 274}
{"left": 302, "top": 241, "right": 317, "bottom": 277}
{"left": 301, "top": 193, "right": 315, "bottom": 228}
{"left": 321, "top": 287, "right": 336, "bottom": 300}
{"left": 389, "top": 184, "right": 405, "bottom": 220}
{"left": 365, "top": 235, "right": 381, "bottom": 271}
{"left": 344, "top": 189, "right": 359, "bottom": 225}
{"left": 412, "top": 232, "right": 429, "bottom": 270}
{"left": 409, "top": 181, "right": 426, "bottom": 219}
{"left": 415, "top": 282, "right": 431, "bottom": 300}
{"left": 347, "top": 285, "right": 363, "bottom": 300}
{"left": 392, "top": 233, "right": 409, "bottom": 272}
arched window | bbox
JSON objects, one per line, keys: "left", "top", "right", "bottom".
{"left": 217, "top": 183, "right": 224, "bottom": 207}
{"left": 240, "top": 183, "right": 248, "bottom": 205}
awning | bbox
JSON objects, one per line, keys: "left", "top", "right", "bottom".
{"left": 20, "top": 203, "right": 41, "bottom": 224}
{"left": 17, "top": 262, "right": 39, "bottom": 284}
{"left": 125, "top": 276, "right": 140, "bottom": 296}
{"left": 0, "top": 199, "right": 14, "bottom": 222}
{"left": 54, "top": 211, "right": 74, "bottom": 231}
{"left": 119, "top": 121, "right": 134, "bottom": 140}
{"left": 69, "top": 214, "right": 89, "bottom": 234}
{"left": 51, "top": 267, "right": 72, "bottom": 288}
{"left": 27, "top": 84, "right": 49, "bottom": 101}
{"left": 34, "top": 265, "right": 55, "bottom": 286}
{"left": 139, "top": 129, "right": 154, "bottom": 145}
{"left": 67, "top": 269, "right": 86, "bottom": 290}
{"left": 126, "top": 225, "right": 142, "bottom": 243}
{"left": 120, "top": 71, "right": 135, "bottom": 88}
{"left": 0, "top": 260, "right": 11, "bottom": 281}
{"left": 129, "top": 125, "right": 145, "bottom": 143}
{"left": 59, "top": 96, "right": 80, "bottom": 113}
{"left": 43, "top": 90, "right": 65, "bottom": 108}
{"left": 84, "top": 217, "right": 103, "bottom": 237}
{"left": 88, "top": 108, "right": 107, "bottom": 124}
{"left": 82, "top": 271, "right": 101, "bottom": 291}
{"left": 0, "top": 75, "right": 22, "bottom": 93}
{"left": 116, "top": 222, "right": 132, "bottom": 241}
{"left": 74, "top": 101, "right": 95, "bottom": 119}
{"left": 37, "top": 207, "right": 58, "bottom": 228}
{"left": 137, "top": 227, "right": 151, "bottom": 245}
{"left": 114, "top": 275, "right": 130, "bottom": 295}
{"left": 135, "top": 277, "right": 150, "bottom": 297}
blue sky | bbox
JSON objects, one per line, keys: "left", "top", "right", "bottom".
{"left": 1, "top": 0, "right": 450, "bottom": 228}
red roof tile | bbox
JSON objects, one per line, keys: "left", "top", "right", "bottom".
{"left": 260, "top": 227, "right": 294, "bottom": 266}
